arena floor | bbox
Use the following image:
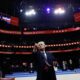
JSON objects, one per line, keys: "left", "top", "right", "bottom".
{"left": 15, "top": 74, "right": 80, "bottom": 80}
{"left": 5, "top": 69, "right": 80, "bottom": 80}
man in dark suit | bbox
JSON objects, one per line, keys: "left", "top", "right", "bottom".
{"left": 33, "top": 41, "right": 57, "bottom": 80}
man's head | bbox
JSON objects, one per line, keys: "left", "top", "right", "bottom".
{"left": 37, "top": 41, "right": 46, "bottom": 51}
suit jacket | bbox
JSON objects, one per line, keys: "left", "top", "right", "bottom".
{"left": 32, "top": 51, "right": 57, "bottom": 80}
{"left": 33, "top": 51, "right": 55, "bottom": 70}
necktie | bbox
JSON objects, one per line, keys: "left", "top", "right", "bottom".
{"left": 43, "top": 52, "right": 51, "bottom": 67}
{"left": 43, "top": 51, "right": 47, "bottom": 60}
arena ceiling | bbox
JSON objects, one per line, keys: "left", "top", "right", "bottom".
{"left": 0, "top": 0, "right": 80, "bottom": 29}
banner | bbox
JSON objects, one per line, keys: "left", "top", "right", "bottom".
{"left": 74, "top": 12, "right": 80, "bottom": 22}
{"left": 2, "top": 16, "right": 11, "bottom": 23}
{"left": 11, "top": 16, "right": 19, "bottom": 26}
{"left": 0, "top": 12, "right": 19, "bottom": 26}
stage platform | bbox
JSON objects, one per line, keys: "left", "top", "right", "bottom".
{"left": 5, "top": 69, "right": 80, "bottom": 80}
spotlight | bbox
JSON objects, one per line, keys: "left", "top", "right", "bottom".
{"left": 20, "top": 9, "right": 23, "bottom": 12}
{"left": 46, "top": 8, "right": 50, "bottom": 13}
{"left": 25, "top": 9, "right": 36, "bottom": 16}
{"left": 54, "top": 8, "right": 65, "bottom": 15}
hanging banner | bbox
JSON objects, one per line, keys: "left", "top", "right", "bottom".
{"left": 11, "top": 16, "right": 19, "bottom": 26}
{"left": 0, "top": 12, "right": 19, "bottom": 26}
{"left": 74, "top": 12, "right": 80, "bottom": 22}
{"left": 2, "top": 16, "right": 11, "bottom": 23}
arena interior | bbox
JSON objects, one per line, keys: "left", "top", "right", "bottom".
{"left": 0, "top": 0, "right": 80, "bottom": 80}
